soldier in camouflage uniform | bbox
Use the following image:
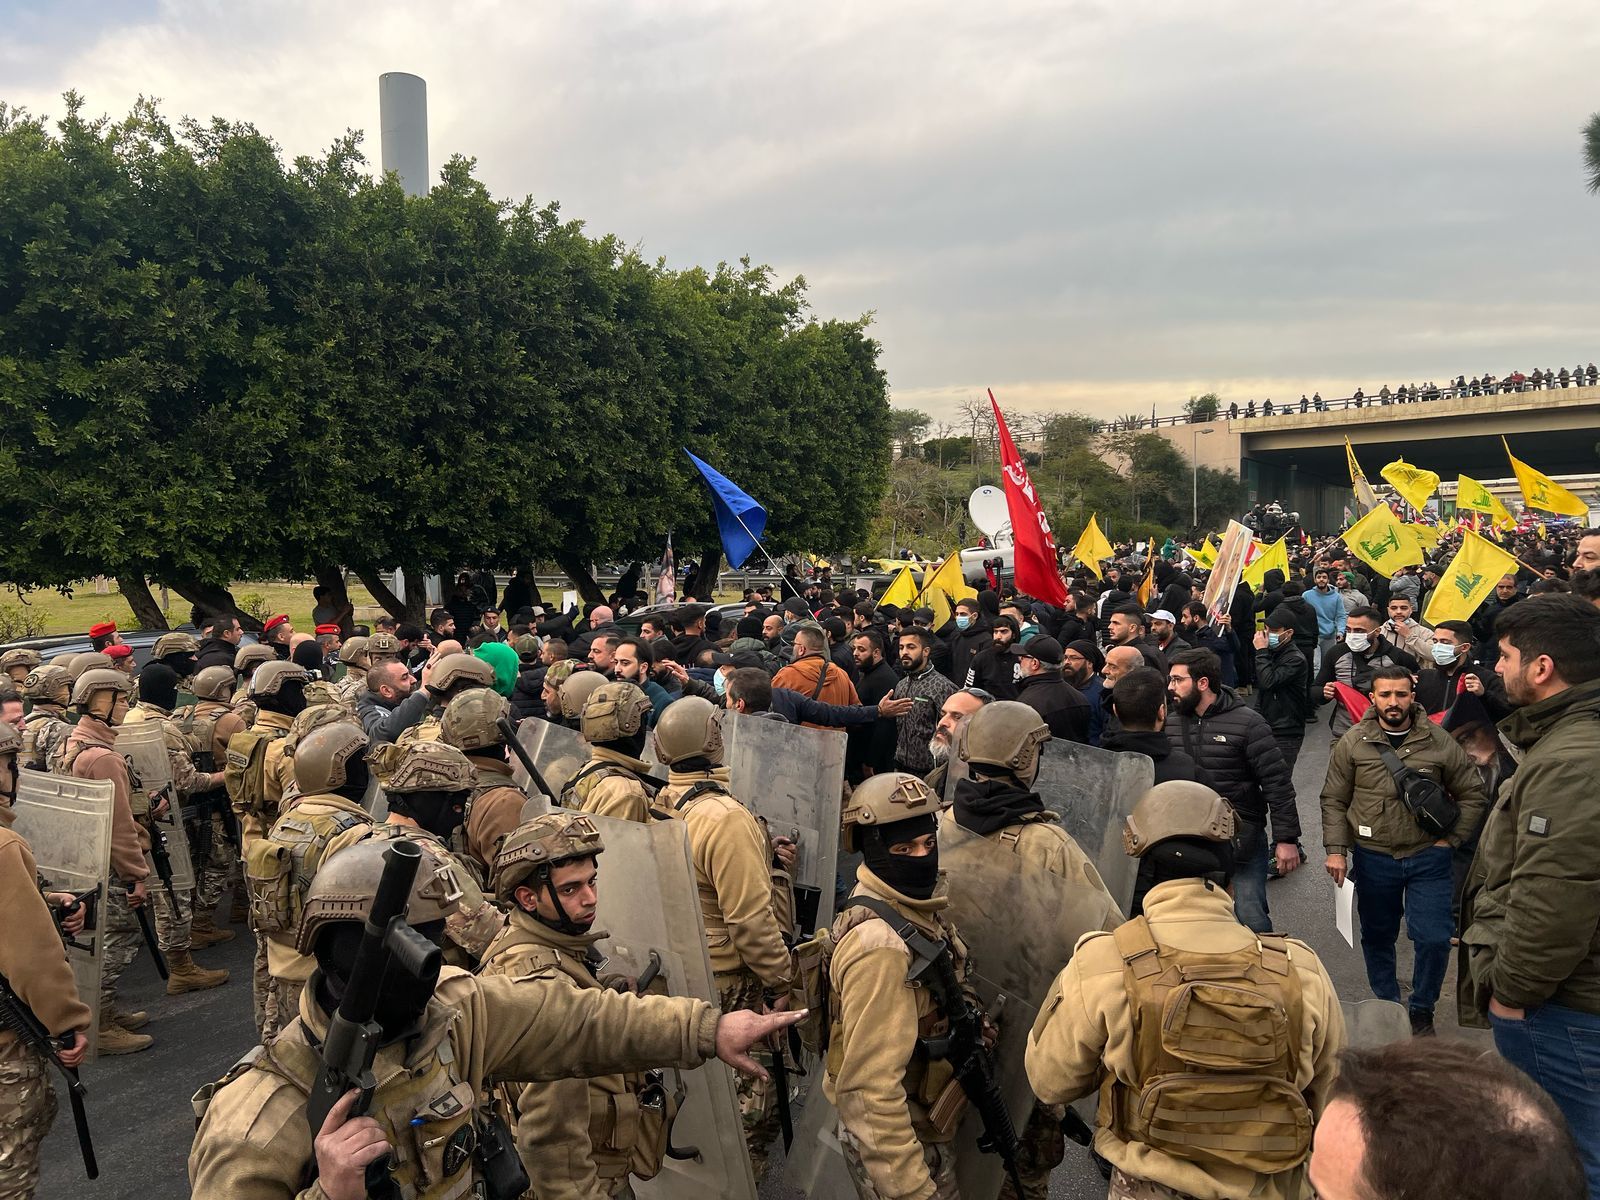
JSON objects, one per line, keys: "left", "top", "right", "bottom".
{"left": 20, "top": 665, "right": 74, "bottom": 773}
{"left": 230, "top": 642, "right": 278, "bottom": 728}
{"left": 371, "top": 652, "right": 495, "bottom": 781}
{"left": 176, "top": 665, "right": 248, "bottom": 944}
{"left": 567, "top": 681, "right": 657, "bottom": 822}
{"left": 438, "top": 688, "right": 527, "bottom": 876}
{"left": 331, "top": 636, "right": 370, "bottom": 709}
{"left": 0, "top": 647, "right": 41, "bottom": 691}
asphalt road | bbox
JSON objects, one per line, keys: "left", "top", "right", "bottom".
{"left": 38, "top": 699, "right": 1489, "bottom": 1199}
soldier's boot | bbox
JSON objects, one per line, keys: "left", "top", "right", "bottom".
{"left": 97, "top": 1021, "right": 154, "bottom": 1055}
{"left": 190, "top": 913, "right": 236, "bottom": 948}
{"left": 165, "top": 950, "right": 230, "bottom": 995}
{"left": 105, "top": 1005, "right": 149, "bottom": 1031}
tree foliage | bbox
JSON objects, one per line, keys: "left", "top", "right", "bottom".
{"left": 1184, "top": 392, "right": 1221, "bottom": 422}
{"left": 0, "top": 97, "right": 889, "bottom": 619}
{"left": 1585, "top": 111, "right": 1600, "bottom": 195}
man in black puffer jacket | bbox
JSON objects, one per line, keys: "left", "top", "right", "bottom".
{"left": 1164, "top": 647, "right": 1299, "bottom": 934}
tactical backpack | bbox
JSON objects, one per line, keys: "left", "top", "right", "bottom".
{"left": 1107, "top": 916, "right": 1313, "bottom": 1174}
{"left": 224, "top": 726, "right": 285, "bottom": 822}
{"left": 244, "top": 804, "right": 370, "bottom": 936}
{"left": 561, "top": 760, "right": 661, "bottom": 810}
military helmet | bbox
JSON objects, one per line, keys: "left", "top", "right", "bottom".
{"left": 234, "top": 643, "right": 277, "bottom": 673}
{"left": 293, "top": 722, "right": 371, "bottom": 794}
{"left": 295, "top": 837, "right": 464, "bottom": 954}
{"left": 284, "top": 703, "right": 357, "bottom": 755}
{"left": 67, "top": 653, "right": 113, "bottom": 682}
{"left": 958, "top": 700, "right": 1051, "bottom": 784}
{"left": 840, "top": 771, "right": 941, "bottom": 852}
{"left": 22, "top": 665, "right": 71, "bottom": 705}
{"left": 190, "top": 665, "right": 236, "bottom": 702}
{"left": 0, "top": 720, "right": 20, "bottom": 759}
{"left": 651, "top": 696, "right": 724, "bottom": 766}
{"left": 490, "top": 813, "right": 604, "bottom": 902}
{"left": 558, "top": 669, "right": 608, "bottom": 722}
{"left": 1123, "top": 781, "right": 1236, "bottom": 858}
{"left": 152, "top": 632, "right": 199, "bottom": 659}
{"left": 542, "top": 659, "right": 580, "bottom": 694}
{"left": 338, "top": 636, "right": 371, "bottom": 671}
{"left": 0, "top": 648, "right": 41, "bottom": 673}
{"left": 440, "top": 688, "right": 510, "bottom": 753}
{"left": 71, "top": 668, "right": 130, "bottom": 707}
{"left": 581, "top": 681, "right": 651, "bottom": 744}
{"left": 251, "top": 660, "right": 310, "bottom": 697}
{"left": 366, "top": 631, "right": 402, "bottom": 661}
{"left": 385, "top": 741, "right": 476, "bottom": 794}
{"left": 427, "top": 653, "right": 495, "bottom": 694}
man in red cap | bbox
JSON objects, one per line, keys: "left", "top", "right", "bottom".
{"left": 89, "top": 621, "right": 121, "bottom": 652}
{"left": 261, "top": 614, "right": 293, "bottom": 660}
{"left": 104, "top": 642, "right": 136, "bottom": 681}
{"left": 314, "top": 624, "right": 342, "bottom": 678}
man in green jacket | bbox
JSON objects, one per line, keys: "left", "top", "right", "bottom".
{"left": 1460, "top": 595, "right": 1600, "bottom": 1196}
{"left": 1321, "top": 666, "right": 1486, "bottom": 1036}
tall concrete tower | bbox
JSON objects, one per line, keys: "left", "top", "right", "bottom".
{"left": 378, "top": 72, "right": 429, "bottom": 196}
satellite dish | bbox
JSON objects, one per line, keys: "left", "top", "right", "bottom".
{"left": 968, "top": 486, "right": 1009, "bottom": 537}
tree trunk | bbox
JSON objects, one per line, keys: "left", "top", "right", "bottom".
{"left": 166, "top": 577, "right": 260, "bottom": 631}
{"left": 314, "top": 563, "right": 355, "bottom": 636}
{"left": 354, "top": 567, "right": 424, "bottom": 624}
{"left": 554, "top": 553, "right": 606, "bottom": 607}
{"left": 691, "top": 548, "right": 723, "bottom": 600}
{"left": 116, "top": 574, "right": 170, "bottom": 631}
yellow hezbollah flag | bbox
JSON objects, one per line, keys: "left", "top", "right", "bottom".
{"left": 1241, "top": 536, "right": 1290, "bottom": 590}
{"left": 1424, "top": 530, "right": 1521, "bottom": 626}
{"left": 879, "top": 566, "right": 918, "bottom": 609}
{"left": 921, "top": 549, "right": 977, "bottom": 603}
{"left": 1344, "top": 504, "right": 1425, "bottom": 573}
{"left": 1504, "top": 438, "right": 1589, "bottom": 517}
{"left": 1070, "top": 515, "right": 1115, "bottom": 580}
{"left": 1403, "top": 524, "right": 1441, "bottom": 557}
{"left": 1135, "top": 556, "right": 1155, "bottom": 607}
{"left": 926, "top": 587, "right": 953, "bottom": 630}
{"left": 1189, "top": 536, "right": 1218, "bottom": 569}
{"left": 1455, "top": 474, "right": 1515, "bottom": 528}
{"left": 1346, "top": 438, "right": 1379, "bottom": 514}
{"left": 1380, "top": 458, "right": 1440, "bottom": 512}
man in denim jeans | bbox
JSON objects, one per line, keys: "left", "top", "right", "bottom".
{"left": 1321, "top": 666, "right": 1485, "bottom": 1037}
{"left": 1460, "top": 595, "right": 1600, "bottom": 1196}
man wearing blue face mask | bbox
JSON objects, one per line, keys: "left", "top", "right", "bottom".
{"left": 1253, "top": 607, "right": 1313, "bottom": 776}
{"left": 944, "top": 597, "right": 991, "bottom": 687}
{"left": 1417, "top": 621, "right": 1513, "bottom": 720}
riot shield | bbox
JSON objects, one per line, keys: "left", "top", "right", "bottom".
{"left": 117, "top": 719, "right": 195, "bottom": 893}
{"left": 1341, "top": 999, "right": 1410, "bottom": 1048}
{"left": 586, "top": 811, "right": 756, "bottom": 1200}
{"left": 509, "top": 716, "right": 591, "bottom": 802}
{"left": 939, "top": 820, "right": 1123, "bottom": 1200}
{"left": 1030, "top": 739, "right": 1152, "bottom": 914}
{"left": 783, "top": 1088, "right": 856, "bottom": 1198}
{"left": 719, "top": 710, "right": 844, "bottom": 932}
{"left": 12, "top": 768, "right": 114, "bottom": 1060}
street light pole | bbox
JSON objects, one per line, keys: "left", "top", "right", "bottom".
{"left": 1191, "top": 426, "right": 1214, "bottom": 529}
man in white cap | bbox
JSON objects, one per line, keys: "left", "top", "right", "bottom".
{"left": 1149, "top": 609, "right": 1190, "bottom": 660}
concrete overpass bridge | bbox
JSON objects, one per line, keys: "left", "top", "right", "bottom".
{"left": 1156, "top": 385, "right": 1600, "bottom": 533}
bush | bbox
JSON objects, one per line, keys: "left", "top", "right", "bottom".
{"left": 235, "top": 592, "right": 271, "bottom": 623}
{"left": 0, "top": 604, "right": 47, "bottom": 642}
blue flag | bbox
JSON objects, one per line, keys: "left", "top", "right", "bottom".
{"left": 685, "top": 450, "right": 767, "bottom": 569}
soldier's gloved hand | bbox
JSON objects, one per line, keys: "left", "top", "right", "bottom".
{"left": 715, "top": 1008, "right": 805, "bottom": 1079}
{"left": 315, "top": 1090, "right": 393, "bottom": 1200}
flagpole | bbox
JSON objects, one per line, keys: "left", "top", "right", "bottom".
{"left": 724, "top": 505, "right": 791, "bottom": 586}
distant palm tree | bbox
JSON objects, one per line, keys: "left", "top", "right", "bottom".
{"left": 1586, "top": 111, "right": 1600, "bottom": 194}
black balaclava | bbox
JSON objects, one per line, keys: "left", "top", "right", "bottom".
{"left": 528, "top": 856, "right": 599, "bottom": 936}
{"left": 160, "top": 652, "right": 198, "bottom": 681}
{"left": 314, "top": 918, "right": 445, "bottom": 1041}
{"left": 673, "top": 754, "right": 715, "bottom": 774}
{"left": 387, "top": 789, "right": 468, "bottom": 841}
{"left": 1130, "top": 835, "right": 1236, "bottom": 917}
{"left": 333, "top": 756, "right": 372, "bottom": 806}
{"left": 138, "top": 663, "right": 180, "bottom": 712}
{"left": 256, "top": 680, "right": 308, "bottom": 719}
{"left": 598, "top": 728, "right": 648, "bottom": 760}
{"left": 861, "top": 812, "right": 940, "bottom": 900}
{"left": 292, "top": 641, "right": 325, "bottom": 676}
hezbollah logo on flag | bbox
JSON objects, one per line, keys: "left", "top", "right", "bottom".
{"left": 1343, "top": 504, "right": 1424, "bottom": 572}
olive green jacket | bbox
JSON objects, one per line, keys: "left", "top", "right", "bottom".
{"left": 1460, "top": 679, "right": 1600, "bottom": 1023}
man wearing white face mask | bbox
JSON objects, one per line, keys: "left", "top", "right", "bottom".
{"left": 1316, "top": 606, "right": 1419, "bottom": 738}
{"left": 1416, "top": 621, "right": 1513, "bottom": 720}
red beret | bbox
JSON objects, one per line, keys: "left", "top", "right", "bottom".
{"left": 262, "top": 614, "right": 289, "bottom": 633}
{"left": 104, "top": 644, "right": 133, "bottom": 660}
{"left": 314, "top": 624, "right": 340, "bottom": 636}
{"left": 88, "top": 621, "right": 117, "bottom": 639}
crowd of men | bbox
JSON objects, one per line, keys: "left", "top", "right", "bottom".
{"left": 2, "top": 524, "right": 1599, "bottom": 1199}
{"left": 1220, "top": 361, "right": 1600, "bottom": 420}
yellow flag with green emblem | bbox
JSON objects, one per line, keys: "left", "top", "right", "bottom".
{"left": 921, "top": 548, "right": 977, "bottom": 603}
{"left": 1343, "top": 504, "right": 1425, "bottom": 573}
{"left": 1241, "top": 536, "right": 1290, "bottom": 590}
{"left": 1455, "top": 474, "right": 1515, "bottom": 528}
{"left": 1380, "top": 458, "right": 1440, "bottom": 512}
{"left": 1504, "top": 438, "right": 1589, "bottom": 517}
{"left": 1069, "top": 515, "right": 1114, "bottom": 580}
{"left": 879, "top": 566, "right": 918, "bottom": 608}
{"left": 1424, "top": 530, "right": 1521, "bottom": 625}
{"left": 926, "top": 587, "right": 953, "bottom": 630}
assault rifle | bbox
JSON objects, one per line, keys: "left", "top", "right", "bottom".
{"left": 0, "top": 970, "right": 98, "bottom": 1179}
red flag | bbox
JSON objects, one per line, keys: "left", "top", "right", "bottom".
{"left": 988, "top": 389, "right": 1068, "bottom": 606}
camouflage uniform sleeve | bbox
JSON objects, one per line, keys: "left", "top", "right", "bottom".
{"left": 829, "top": 926, "right": 932, "bottom": 1200}
{"left": 163, "top": 722, "right": 202, "bottom": 799}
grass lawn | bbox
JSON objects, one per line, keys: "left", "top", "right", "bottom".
{"left": 0, "top": 581, "right": 384, "bottom": 636}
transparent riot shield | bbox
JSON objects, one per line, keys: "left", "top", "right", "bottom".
{"left": 117, "top": 718, "right": 195, "bottom": 893}
{"left": 719, "top": 710, "right": 844, "bottom": 932}
{"left": 1341, "top": 999, "right": 1410, "bottom": 1048}
{"left": 783, "top": 1088, "right": 856, "bottom": 1197}
{"left": 586, "top": 811, "right": 757, "bottom": 1200}
{"left": 13, "top": 767, "right": 114, "bottom": 1060}
{"left": 509, "top": 716, "right": 592, "bottom": 802}
{"left": 939, "top": 820, "right": 1124, "bottom": 1200}
{"left": 1030, "top": 739, "right": 1152, "bottom": 914}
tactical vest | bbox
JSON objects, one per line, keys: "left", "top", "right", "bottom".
{"left": 245, "top": 801, "right": 371, "bottom": 937}
{"left": 482, "top": 930, "right": 677, "bottom": 1185}
{"left": 1105, "top": 916, "right": 1312, "bottom": 1174}
{"left": 563, "top": 760, "right": 657, "bottom": 813}
{"left": 225, "top": 725, "right": 288, "bottom": 823}
{"left": 22, "top": 710, "right": 70, "bottom": 773}
{"left": 362, "top": 825, "right": 504, "bottom": 967}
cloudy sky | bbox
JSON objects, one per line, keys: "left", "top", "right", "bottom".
{"left": 7, "top": 0, "right": 1599, "bottom": 424}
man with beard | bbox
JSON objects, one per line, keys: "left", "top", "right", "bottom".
{"left": 848, "top": 629, "right": 901, "bottom": 783}
{"left": 190, "top": 836, "right": 804, "bottom": 1199}
{"left": 922, "top": 686, "right": 992, "bottom": 796}
{"left": 355, "top": 659, "right": 430, "bottom": 745}
{"left": 1322, "top": 667, "right": 1485, "bottom": 1037}
{"left": 1062, "top": 639, "right": 1107, "bottom": 745}
{"left": 1460, "top": 596, "right": 1600, "bottom": 1189}
{"left": 1012, "top": 635, "right": 1090, "bottom": 743}
{"left": 891, "top": 628, "right": 958, "bottom": 777}
{"left": 1102, "top": 668, "right": 1203, "bottom": 788}
{"left": 965, "top": 615, "right": 1021, "bottom": 700}
{"left": 610, "top": 635, "right": 672, "bottom": 725}
{"left": 1106, "top": 604, "right": 1166, "bottom": 675}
